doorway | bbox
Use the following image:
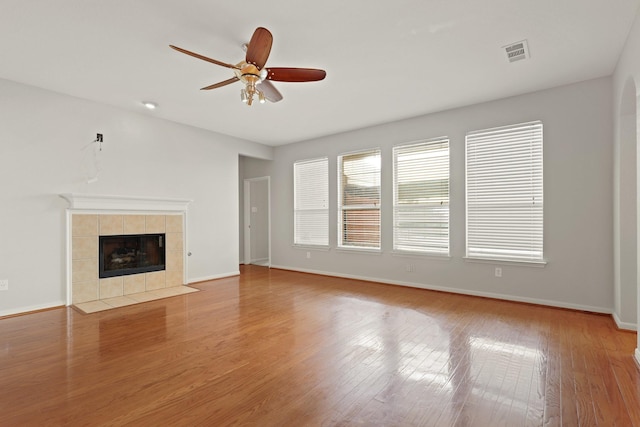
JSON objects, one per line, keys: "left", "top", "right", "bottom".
{"left": 616, "top": 78, "right": 638, "bottom": 330}
{"left": 243, "top": 177, "right": 271, "bottom": 266}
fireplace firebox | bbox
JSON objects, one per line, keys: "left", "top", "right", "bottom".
{"left": 99, "top": 234, "right": 166, "bottom": 278}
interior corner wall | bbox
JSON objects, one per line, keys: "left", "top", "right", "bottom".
{"left": 243, "top": 77, "right": 615, "bottom": 314}
{"left": 0, "top": 78, "right": 272, "bottom": 316}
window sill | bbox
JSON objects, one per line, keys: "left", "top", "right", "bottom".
{"left": 392, "top": 250, "right": 451, "bottom": 260}
{"left": 293, "top": 244, "right": 330, "bottom": 251}
{"left": 335, "top": 247, "right": 382, "bottom": 255}
{"left": 463, "top": 257, "right": 547, "bottom": 268}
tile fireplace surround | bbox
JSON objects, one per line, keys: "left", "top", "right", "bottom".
{"left": 60, "top": 194, "right": 191, "bottom": 309}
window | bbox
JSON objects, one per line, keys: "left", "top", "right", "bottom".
{"left": 294, "top": 157, "right": 329, "bottom": 246}
{"left": 393, "top": 138, "right": 449, "bottom": 254}
{"left": 466, "top": 121, "right": 543, "bottom": 262}
{"left": 338, "top": 149, "right": 381, "bottom": 249}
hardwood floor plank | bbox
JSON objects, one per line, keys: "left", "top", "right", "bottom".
{"left": 0, "top": 266, "right": 638, "bottom": 426}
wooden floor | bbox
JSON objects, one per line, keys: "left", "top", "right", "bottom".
{"left": 1, "top": 266, "right": 639, "bottom": 426}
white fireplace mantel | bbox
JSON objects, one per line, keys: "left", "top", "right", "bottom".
{"left": 59, "top": 193, "right": 192, "bottom": 212}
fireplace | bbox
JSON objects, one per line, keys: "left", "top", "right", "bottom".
{"left": 99, "top": 233, "right": 166, "bottom": 278}
{"left": 61, "top": 195, "right": 192, "bottom": 305}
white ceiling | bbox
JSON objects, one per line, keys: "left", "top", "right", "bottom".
{"left": 0, "top": 0, "right": 638, "bottom": 146}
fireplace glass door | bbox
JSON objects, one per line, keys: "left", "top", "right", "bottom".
{"left": 99, "top": 234, "right": 166, "bottom": 278}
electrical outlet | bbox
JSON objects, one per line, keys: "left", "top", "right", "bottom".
{"left": 306, "top": 251, "right": 311, "bottom": 259}
{"left": 0, "top": 279, "right": 8, "bottom": 291}
{"left": 495, "top": 267, "right": 502, "bottom": 278}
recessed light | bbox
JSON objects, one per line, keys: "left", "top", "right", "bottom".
{"left": 142, "top": 101, "right": 158, "bottom": 110}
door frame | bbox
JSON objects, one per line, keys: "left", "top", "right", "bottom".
{"left": 243, "top": 176, "right": 271, "bottom": 267}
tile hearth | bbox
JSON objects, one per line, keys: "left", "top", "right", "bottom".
{"left": 71, "top": 213, "right": 186, "bottom": 305}
{"left": 74, "top": 285, "right": 199, "bottom": 314}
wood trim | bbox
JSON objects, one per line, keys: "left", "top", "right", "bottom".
{"left": 270, "top": 264, "right": 615, "bottom": 317}
{"left": 0, "top": 305, "right": 65, "bottom": 320}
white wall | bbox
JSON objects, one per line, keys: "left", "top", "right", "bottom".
{"left": 0, "top": 78, "right": 272, "bottom": 316}
{"left": 244, "top": 77, "right": 614, "bottom": 313}
{"left": 612, "top": 7, "right": 640, "bottom": 352}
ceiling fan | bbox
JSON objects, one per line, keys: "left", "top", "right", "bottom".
{"left": 170, "top": 27, "right": 326, "bottom": 106}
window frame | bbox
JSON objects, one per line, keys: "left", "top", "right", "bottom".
{"left": 337, "top": 148, "right": 382, "bottom": 251}
{"left": 392, "top": 137, "right": 450, "bottom": 256}
{"left": 465, "top": 121, "right": 544, "bottom": 264}
{"left": 293, "top": 157, "right": 329, "bottom": 248}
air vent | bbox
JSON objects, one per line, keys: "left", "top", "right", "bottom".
{"left": 503, "top": 39, "right": 529, "bottom": 63}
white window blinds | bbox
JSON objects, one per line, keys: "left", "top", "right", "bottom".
{"left": 338, "top": 149, "right": 381, "bottom": 249}
{"left": 466, "top": 121, "right": 543, "bottom": 262}
{"left": 393, "top": 138, "right": 449, "bottom": 254}
{"left": 294, "top": 157, "right": 329, "bottom": 246}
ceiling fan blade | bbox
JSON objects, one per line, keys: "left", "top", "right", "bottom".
{"left": 200, "top": 77, "right": 239, "bottom": 90}
{"left": 266, "top": 68, "right": 326, "bottom": 82}
{"left": 257, "top": 80, "right": 283, "bottom": 103}
{"left": 169, "top": 45, "right": 240, "bottom": 70}
{"left": 245, "top": 27, "right": 273, "bottom": 70}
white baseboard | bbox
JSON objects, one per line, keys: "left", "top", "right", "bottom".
{"left": 0, "top": 301, "right": 66, "bottom": 318}
{"left": 270, "top": 264, "right": 613, "bottom": 315}
{"left": 188, "top": 271, "right": 240, "bottom": 284}
{"left": 612, "top": 312, "right": 638, "bottom": 331}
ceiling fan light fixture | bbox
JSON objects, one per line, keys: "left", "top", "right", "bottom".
{"left": 171, "top": 27, "right": 326, "bottom": 106}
